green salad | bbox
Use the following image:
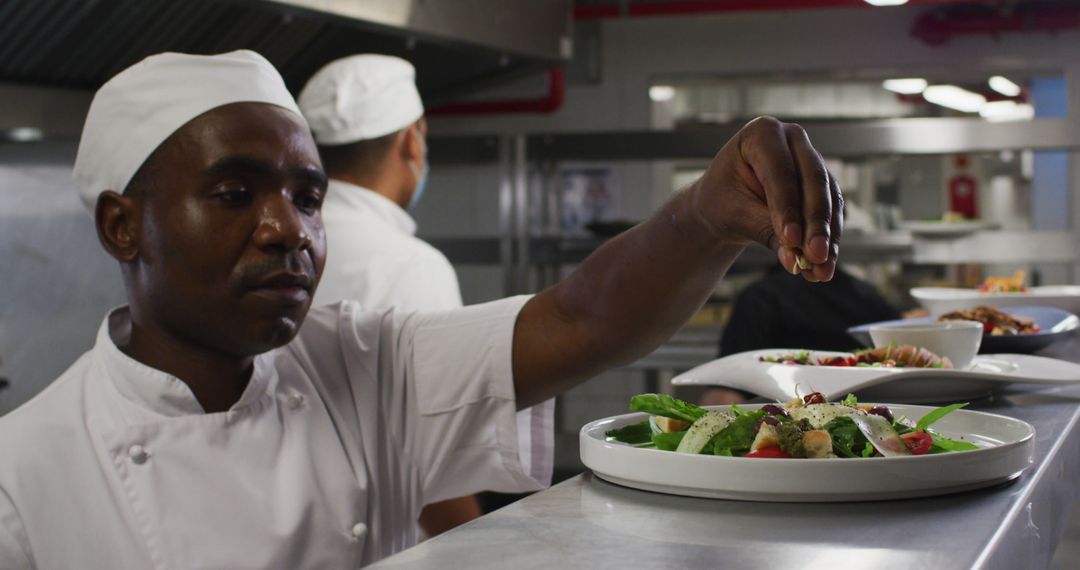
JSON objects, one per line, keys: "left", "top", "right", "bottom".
{"left": 605, "top": 392, "right": 978, "bottom": 459}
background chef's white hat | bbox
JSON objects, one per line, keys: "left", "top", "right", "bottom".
{"left": 73, "top": 49, "right": 304, "bottom": 212}
{"left": 298, "top": 54, "right": 424, "bottom": 145}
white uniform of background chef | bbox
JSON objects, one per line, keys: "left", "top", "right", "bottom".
{"left": 0, "top": 50, "right": 552, "bottom": 569}
{"left": 299, "top": 54, "right": 510, "bottom": 536}
{"left": 300, "top": 54, "right": 462, "bottom": 312}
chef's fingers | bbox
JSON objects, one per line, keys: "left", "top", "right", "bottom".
{"left": 740, "top": 116, "right": 803, "bottom": 250}
{"left": 785, "top": 123, "right": 831, "bottom": 265}
{"left": 805, "top": 173, "right": 844, "bottom": 282}
{"left": 778, "top": 246, "right": 800, "bottom": 275}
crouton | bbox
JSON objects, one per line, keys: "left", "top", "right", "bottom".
{"left": 802, "top": 429, "right": 835, "bottom": 458}
{"left": 750, "top": 423, "right": 780, "bottom": 452}
{"left": 654, "top": 416, "right": 690, "bottom": 433}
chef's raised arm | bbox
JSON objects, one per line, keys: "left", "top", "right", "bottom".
{"left": 511, "top": 117, "right": 843, "bottom": 409}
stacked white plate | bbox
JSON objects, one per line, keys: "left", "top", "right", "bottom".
{"left": 911, "top": 286, "right": 1080, "bottom": 316}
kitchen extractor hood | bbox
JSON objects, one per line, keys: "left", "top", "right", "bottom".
{"left": 0, "top": 0, "right": 572, "bottom": 104}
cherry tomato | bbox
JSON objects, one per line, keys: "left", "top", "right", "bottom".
{"left": 744, "top": 446, "right": 791, "bottom": 459}
{"left": 818, "top": 356, "right": 858, "bottom": 367}
{"left": 901, "top": 431, "right": 933, "bottom": 455}
{"left": 983, "top": 322, "right": 995, "bottom": 334}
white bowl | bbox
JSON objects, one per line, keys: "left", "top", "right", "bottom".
{"left": 869, "top": 321, "right": 983, "bottom": 369}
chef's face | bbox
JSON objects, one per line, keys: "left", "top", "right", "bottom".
{"left": 124, "top": 102, "right": 327, "bottom": 355}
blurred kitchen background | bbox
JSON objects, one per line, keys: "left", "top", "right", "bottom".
{"left": 4, "top": 0, "right": 1080, "bottom": 484}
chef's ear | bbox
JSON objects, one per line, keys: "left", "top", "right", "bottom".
{"left": 402, "top": 121, "right": 425, "bottom": 162}
{"left": 95, "top": 190, "right": 141, "bottom": 263}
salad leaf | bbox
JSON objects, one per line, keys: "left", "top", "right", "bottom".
{"left": 606, "top": 420, "right": 653, "bottom": 445}
{"left": 861, "top": 441, "right": 875, "bottom": 457}
{"left": 841, "top": 393, "right": 858, "bottom": 408}
{"left": 711, "top": 410, "right": 766, "bottom": 456}
{"left": 652, "top": 430, "right": 686, "bottom": 451}
{"left": 730, "top": 404, "right": 749, "bottom": 417}
{"left": 823, "top": 416, "right": 869, "bottom": 458}
{"left": 929, "top": 438, "right": 979, "bottom": 453}
{"left": 630, "top": 393, "right": 707, "bottom": 424}
{"left": 915, "top": 403, "right": 968, "bottom": 432}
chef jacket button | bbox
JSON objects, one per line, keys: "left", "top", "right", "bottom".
{"left": 350, "top": 522, "right": 367, "bottom": 540}
{"left": 287, "top": 394, "right": 304, "bottom": 410}
{"left": 128, "top": 444, "right": 150, "bottom": 465}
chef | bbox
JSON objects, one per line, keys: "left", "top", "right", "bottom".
{"left": 298, "top": 54, "right": 488, "bottom": 535}
{"left": 0, "top": 50, "right": 841, "bottom": 569}
{"left": 299, "top": 54, "right": 460, "bottom": 311}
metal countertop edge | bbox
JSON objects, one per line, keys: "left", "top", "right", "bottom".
{"left": 973, "top": 392, "right": 1080, "bottom": 570}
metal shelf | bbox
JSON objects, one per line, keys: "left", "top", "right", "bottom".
{"left": 523, "top": 117, "right": 1080, "bottom": 161}
{"left": 430, "top": 117, "right": 1080, "bottom": 165}
{"left": 430, "top": 232, "right": 914, "bottom": 266}
{"left": 427, "top": 118, "right": 1080, "bottom": 294}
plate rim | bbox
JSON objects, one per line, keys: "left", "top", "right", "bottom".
{"left": 671, "top": 349, "right": 1080, "bottom": 385}
{"left": 669, "top": 349, "right": 1080, "bottom": 403}
{"left": 910, "top": 285, "right": 1080, "bottom": 300}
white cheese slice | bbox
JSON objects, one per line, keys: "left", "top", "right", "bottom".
{"left": 788, "top": 403, "right": 860, "bottom": 429}
{"left": 675, "top": 411, "right": 734, "bottom": 454}
{"left": 847, "top": 413, "right": 910, "bottom": 457}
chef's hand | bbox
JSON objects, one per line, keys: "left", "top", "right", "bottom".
{"left": 513, "top": 117, "right": 842, "bottom": 408}
{"left": 689, "top": 116, "right": 842, "bottom": 282}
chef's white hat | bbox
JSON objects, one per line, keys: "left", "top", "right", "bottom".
{"left": 298, "top": 54, "right": 424, "bottom": 146}
{"left": 73, "top": 49, "right": 304, "bottom": 212}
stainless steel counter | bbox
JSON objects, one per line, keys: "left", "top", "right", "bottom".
{"left": 371, "top": 338, "right": 1080, "bottom": 570}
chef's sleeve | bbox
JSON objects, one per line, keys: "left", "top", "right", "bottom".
{"left": 0, "top": 488, "right": 33, "bottom": 568}
{"left": 387, "top": 295, "right": 554, "bottom": 505}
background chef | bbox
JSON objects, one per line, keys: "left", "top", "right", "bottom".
{"left": 298, "top": 54, "right": 488, "bottom": 536}
{"left": 0, "top": 50, "right": 841, "bottom": 569}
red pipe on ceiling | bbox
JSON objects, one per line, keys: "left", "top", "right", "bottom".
{"left": 911, "top": 4, "right": 1080, "bottom": 45}
{"left": 427, "top": 67, "right": 565, "bottom": 116}
{"left": 431, "top": 1, "right": 1069, "bottom": 115}
{"left": 575, "top": 0, "right": 985, "bottom": 20}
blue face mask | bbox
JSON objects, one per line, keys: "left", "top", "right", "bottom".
{"left": 409, "top": 160, "right": 429, "bottom": 210}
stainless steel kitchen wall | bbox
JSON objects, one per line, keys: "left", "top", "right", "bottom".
{"left": 0, "top": 142, "right": 125, "bottom": 415}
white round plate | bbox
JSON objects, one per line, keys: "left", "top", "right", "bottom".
{"left": 580, "top": 403, "right": 1034, "bottom": 502}
{"left": 670, "top": 349, "right": 1080, "bottom": 403}
{"left": 901, "top": 220, "right": 995, "bottom": 237}
{"left": 911, "top": 286, "right": 1080, "bottom": 316}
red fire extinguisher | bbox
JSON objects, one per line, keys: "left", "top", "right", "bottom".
{"left": 947, "top": 154, "right": 978, "bottom": 219}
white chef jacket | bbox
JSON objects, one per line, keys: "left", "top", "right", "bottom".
{"left": 0, "top": 296, "right": 553, "bottom": 569}
{"left": 313, "top": 179, "right": 462, "bottom": 311}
